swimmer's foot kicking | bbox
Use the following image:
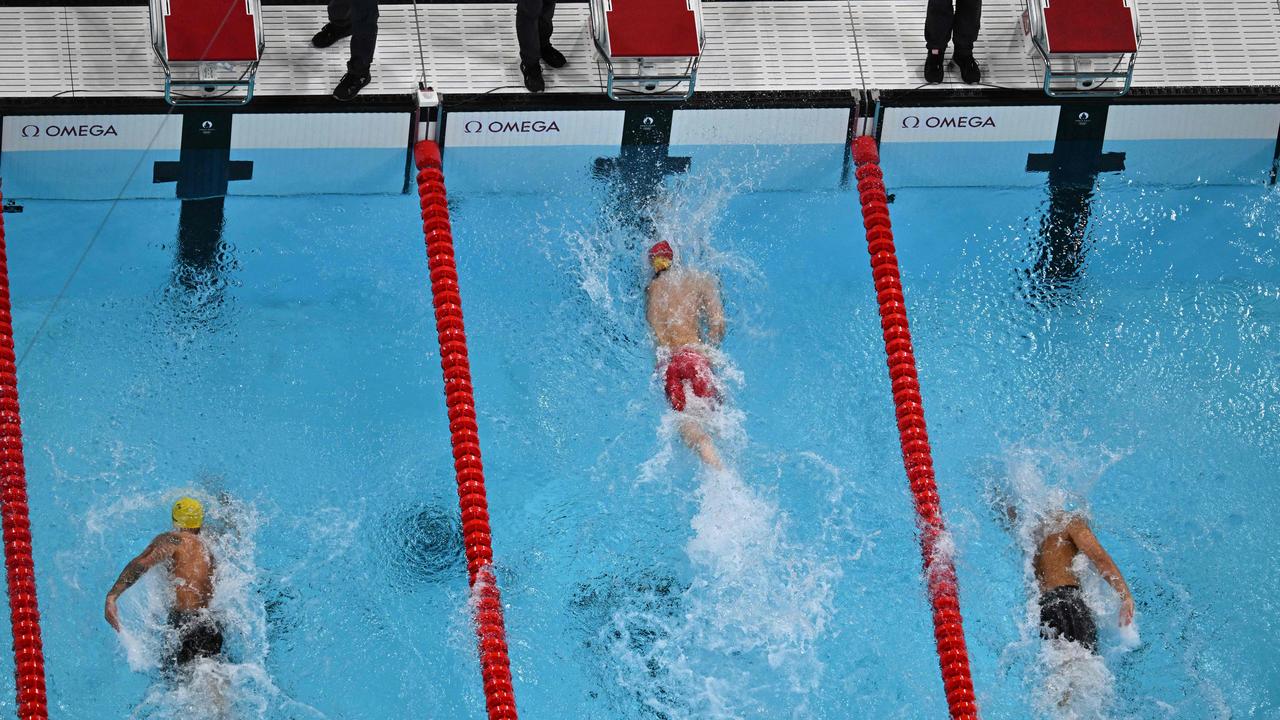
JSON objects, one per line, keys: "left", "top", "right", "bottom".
{"left": 645, "top": 240, "right": 727, "bottom": 469}
{"left": 106, "top": 498, "right": 228, "bottom": 699}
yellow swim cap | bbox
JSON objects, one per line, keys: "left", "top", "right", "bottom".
{"left": 172, "top": 497, "right": 203, "bottom": 529}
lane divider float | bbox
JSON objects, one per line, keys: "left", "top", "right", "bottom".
{"left": 0, "top": 182, "right": 50, "bottom": 720}
{"left": 414, "top": 142, "right": 518, "bottom": 720}
{"left": 853, "top": 136, "right": 979, "bottom": 719}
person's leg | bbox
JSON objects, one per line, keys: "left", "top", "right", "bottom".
{"left": 327, "top": 0, "right": 352, "bottom": 27}
{"left": 924, "top": 0, "right": 955, "bottom": 52}
{"left": 923, "top": 0, "right": 955, "bottom": 83}
{"left": 538, "top": 0, "right": 566, "bottom": 67}
{"left": 346, "top": 0, "right": 378, "bottom": 73}
{"left": 680, "top": 419, "right": 722, "bottom": 469}
{"left": 950, "top": 0, "right": 982, "bottom": 56}
{"left": 313, "top": 0, "right": 354, "bottom": 48}
{"left": 949, "top": 0, "right": 981, "bottom": 82}
{"left": 539, "top": 0, "right": 556, "bottom": 51}
{"left": 516, "top": 0, "right": 545, "bottom": 66}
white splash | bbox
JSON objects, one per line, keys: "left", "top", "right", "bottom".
{"left": 109, "top": 492, "right": 326, "bottom": 720}
{"left": 573, "top": 154, "right": 842, "bottom": 717}
{"left": 991, "top": 442, "right": 1137, "bottom": 720}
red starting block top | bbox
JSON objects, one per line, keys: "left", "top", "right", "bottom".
{"left": 606, "top": 0, "right": 701, "bottom": 58}
{"left": 1043, "top": 0, "right": 1138, "bottom": 54}
{"left": 164, "top": 0, "right": 259, "bottom": 62}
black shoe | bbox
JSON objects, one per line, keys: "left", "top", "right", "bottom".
{"left": 333, "top": 69, "right": 370, "bottom": 101}
{"left": 951, "top": 52, "right": 981, "bottom": 84}
{"left": 521, "top": 62, "right": 545, "bottom": 93}
{"left": 312, "top": 23, "right": 352, "bottom": 49}
{"left": 541, "top": 45, "right": 567, "bottom": 69}
{"left": 924, "top": 48, "right": 945, "bottom": 84}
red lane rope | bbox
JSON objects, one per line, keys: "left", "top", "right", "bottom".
{"left": 0, "top": 183, "right": 50, "bottom": 720}
{"left": 852, "top": 137, "right": 979, "bottom": 719}
{"left": 413, "top": 142, "right": 518, "bottom": 720}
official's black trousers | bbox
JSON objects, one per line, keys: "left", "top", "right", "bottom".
{"left": 329, "top": 0, "right": 379, "bottom": 72}
{"left": 516, "top": 0, "right": 556, "bottom": 66}
{"left": 925, "top": 0, "right": 981, "bottom": 55}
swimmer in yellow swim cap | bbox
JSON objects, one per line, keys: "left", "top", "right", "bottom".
{"left": 105, "top": 496, "right": 224, "bottom": 679}
{"left": 171, "top": 496, "right": 203, "bottom": 529}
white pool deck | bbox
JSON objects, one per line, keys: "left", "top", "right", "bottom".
{"left": 1, "top": 0, "right": 1278, "bottom": 100}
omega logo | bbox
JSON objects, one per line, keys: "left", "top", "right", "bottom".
{"left": 901, "top": 114, "right": 996, "bottom": 130}
{"left": 20, "top": 123, "right": 119, "bottom": 138}
{"left": 462, "top": 119, "right": 561, "bottom": 135}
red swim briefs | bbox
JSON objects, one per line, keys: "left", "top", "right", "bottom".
{"left": 663, "top": 348, "right": 718, "bottom": 412}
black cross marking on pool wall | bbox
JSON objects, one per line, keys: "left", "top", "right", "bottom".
{"left": 1269, "top": 117, "right": 1279, "bottom": 186}
{"left": 1026, "top": 103, "right": 1125, "bottom": 301}
{"left": 153, "top": 111, "right": 253, "bottom": 288}
{"left": 593, "top": 108, "right": 692, "bottom": 240}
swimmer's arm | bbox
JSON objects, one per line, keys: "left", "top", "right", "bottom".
{"left": 105, "top": 534, "right": 175, "bottom": 630}
{"left": 645, "top": 285, "right": 661, "bottom": 336}
{"left": 1067, "top": 518, "right": 1135, "bottom": 625}
{"left": 107, "top": 535, "right": 175, "bottom": 599}
{"left": 704, "top": 278, "right": 726, "bottom": 345}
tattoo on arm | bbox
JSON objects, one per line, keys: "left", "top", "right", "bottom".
{"left": 109, "top": 560, "right": 145, "bottom": 595}
{"left": 107, "top": 535, "right": 173, "bottom": 598}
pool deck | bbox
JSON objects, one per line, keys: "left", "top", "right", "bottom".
{"left": 1, "top": 0, "right": 1279, "bottom": 101}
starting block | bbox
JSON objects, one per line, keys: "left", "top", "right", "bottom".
{"left": 149, "top": 0, "right": 264, "bottom": 105}
{"left": 590, "top": 0, "right": 704, "bottom": 101}
{"left": 1022, "top": 0, "right": 1141, "bottom": 97}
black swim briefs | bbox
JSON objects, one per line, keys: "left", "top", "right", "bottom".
{"left": 1039, "top": 584, "right": 1098, "bottom": 651}
{"left": 166, "top": 610, "right": 225, "bottom": 669}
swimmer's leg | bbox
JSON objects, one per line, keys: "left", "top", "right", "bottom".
{"left": 679, "top": 419, "right": 722, "bottom": 469}
{"left": 210, "top": 669, "right": 232, "bottom": 720}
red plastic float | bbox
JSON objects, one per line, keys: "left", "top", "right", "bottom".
{"left": 413, "top": 143, "right": 519, "bottom": 720}
{"left": 0, "top": 183, "right": 50, "bottom": 720}
{"left": 852, "top": 136, "right": 979, "bottom": 719}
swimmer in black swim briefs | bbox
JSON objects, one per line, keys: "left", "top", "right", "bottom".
{"left": 106, "top": 496, "right": 227, "bottom": 681}
{"left": 1000, "top": 497, "right": 1134, "bottom": 651}
{"left": 1039, "top": 584, "right": 1098, "bottom": 651}
{"left": 1031, "top": 508, "right": 1134, "bottom": 653}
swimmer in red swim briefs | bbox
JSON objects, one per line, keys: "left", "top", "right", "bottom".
{"left": 644, "top": 240, "right": 726, "bottom": 468}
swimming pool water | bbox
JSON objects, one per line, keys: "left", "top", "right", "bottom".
{"left": 1, "top": 128, "right": 1277, "bottom": 719}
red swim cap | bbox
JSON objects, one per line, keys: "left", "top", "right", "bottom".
{"left": 648, "top": 241, "right": 674, "bottom": 261}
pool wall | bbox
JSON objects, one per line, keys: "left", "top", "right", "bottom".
{"left": 0, "top": 111, "right": 410, "bottom": 199}
{"left": 879, "top": 103, "right": 1280, "bottom": 187}
{"left": 2, "top": 99, "right": 1277, "bottom": 199}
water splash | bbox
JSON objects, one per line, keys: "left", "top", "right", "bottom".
{"left": 560, "top": 152, "right": 844, "bottom": 717}
{"left": 989, "top": 442, "right": 1137, "bottom": 719}
{"left": 105, "top": 491, "right": 325, "bottom": 719}
{"left": 601, "top": 459, "right": 842, "bottom": 719}
{"left": 614, "top": 358, "right": 840, "bottom": 718}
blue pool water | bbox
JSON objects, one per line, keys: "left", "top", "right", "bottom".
{"left": 0, "top": 126, "right": 1277, "bottom": 719}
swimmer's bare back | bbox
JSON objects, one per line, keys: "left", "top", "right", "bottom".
{"left": 168, "top": 532, "right": 215, "bottom": 611}
{"left": 646, "top": 269, "right": 725, "bottom": 350}
{"left": 1035, "top": 526, "right": 1082, "bottom": 591}
{"left": 1034, "top": 516, "right": 1135, "bottom": 626}
{"left": 105, "top": 531, "right": 215, "bottom": 630}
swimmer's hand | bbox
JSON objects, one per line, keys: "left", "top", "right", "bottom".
{"left": 1118, "top": 592, "right": 1135, "bottom": 627}
{"left": 104, "top": 595, "right": 121, "bottom": 632}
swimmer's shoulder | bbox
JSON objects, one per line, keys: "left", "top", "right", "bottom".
{"left": 167, "top": 530, "right": 207, "bottom": 554}
{"left": 690, "top": 270, "right": 719, "bottom": 294}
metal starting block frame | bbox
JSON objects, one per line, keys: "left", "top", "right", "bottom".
{"left": 590, "top": 0, "right": 705, "bottom": 101}
{"left": 149, "top": 0, "right": 264, "bottom": 106}
{"left": 1022, "top": 0, "right": 1141, "bottom": 97}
